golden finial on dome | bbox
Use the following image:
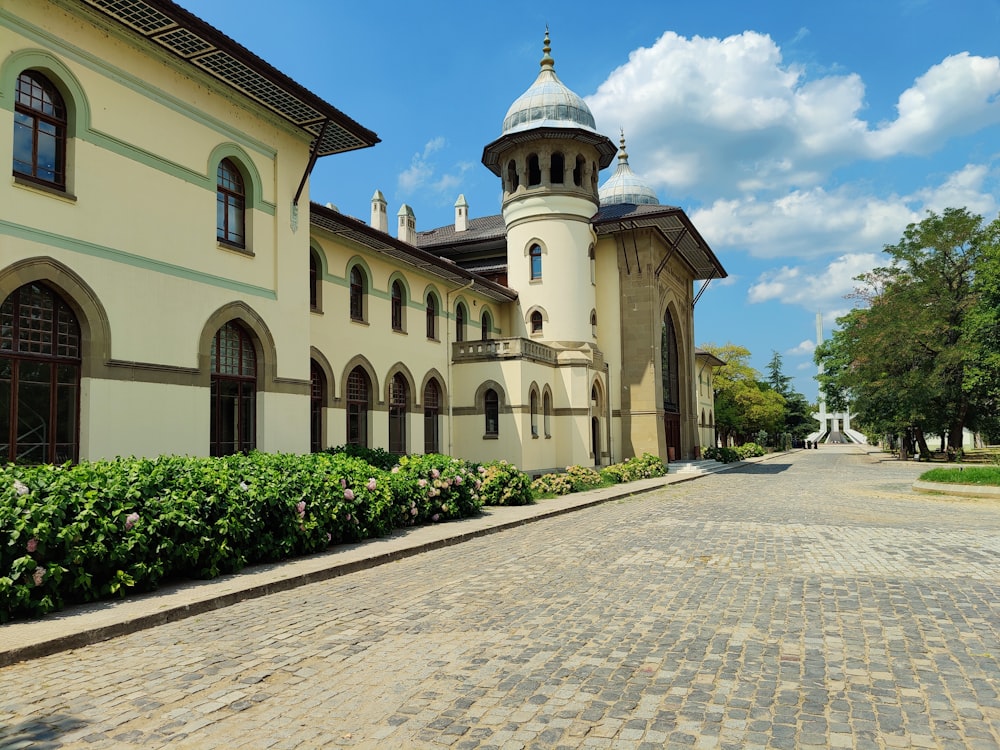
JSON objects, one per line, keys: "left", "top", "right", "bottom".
{"left": 541, "top": 27, "right": 554, "bottom": 70}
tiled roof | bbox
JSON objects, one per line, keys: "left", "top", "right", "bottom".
{"left": 414, "top": 215, "right": 507, "bottom": 249}
{"left": 78, "top": 0, "right": 379, "bottom": 156}
{"left": 309, "top": 204, "right": 517, "bottom": 303}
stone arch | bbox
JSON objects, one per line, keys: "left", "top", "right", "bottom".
{"left": 309, "top": 346, "right": 336, "bottom": 406}
{"left": 2, "top": 49, "right": 92, "bottom": 136}
{"left": 198, "top": 301, "right": 277, "bottom": 390}
{"left": 0, "top": 257, "right": 111, "bottom": 379}
{"left": 340, "top": 354, "right": 379, "bottom": 403}
{"left": 208, "top": 143, "right": 264, "bottom": 210}
{"left": 418, "top": 368, "right": 449, "bottom": 408}
{"left": 383, "top": 361, "right": 417, "bottom": 408}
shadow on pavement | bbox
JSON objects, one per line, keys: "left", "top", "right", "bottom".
{"left": 0, "top": 714, "right": 88, "bottom": 749}
{"left": 725, "top": 463, "right": 792, "bottom": 474}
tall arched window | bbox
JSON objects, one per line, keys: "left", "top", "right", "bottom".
{"left": 661, "top": 310, "right": 680, "bottom": 412}
{"left": 484, "top": 388, "right": 499, "bottom": 436}
{"left": 543, "top": 391, "right": 552, "bottom": 438}
{"left": 310, "top": 360, "right": 325, "bottom": 453}
{"left": 481, "top": 310, "right": 491, "bottom": 341}
{"left": 530, "top": 310, "right": 543, "bottom": 335}
{"left": 349, "top": 266, "right": 365, "bottom": 321}
{"left": 210, "top": 321, "right": 256, "bottom": 456}
{"left": 13, "top": 71, "right": 67, "bottom": 190}
{"left": 530, "top": 390, "right": 539, "bottom": 437}
{"left": 424, "top": 379, "right": 441, "bottom": 454}
{"left": 391, "top": 280, "right": 404, "bottom": 331}
{"left": 455, "top": 303, "right": 466, "bottom": 342}
{"left": 529, "top": 244, "right": 542, "bottom": 280}
{"left": 1, "top": 282, "right": 80, "bottom": 463}
{"left": 590, "top": 310, "right": 598, "bottom": 337}
{"left": 507, "top": 159, "right": 519, "bottom": 192}
{"left": 346, "top": 367, "right": 370, "bottom": 447}
{"left": 309, "top": 251, "right": 320, "bottom": 311}
{"left": 550, "top": 152, "right": 565, "bottom": 184}
{"left": 527, "top": 154, "right": 541, "bottom": 186}
{"left": 425, "top": 294, "right": 437, "bottom": 339}
{"left": 217, "top": 158, "right": 245, "bottom": 247}
{"left": 573, "top": 155, "right": 585, "bottom": 187}
{"left": 389, "top": 372, "right": 408, "bottom": 454}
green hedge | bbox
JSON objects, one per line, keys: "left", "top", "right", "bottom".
{"left": 0, "top": 451, "right": 481, "bottom": 623}
{"left": 919, "top": 467, "right": 1000, "bottom": 485}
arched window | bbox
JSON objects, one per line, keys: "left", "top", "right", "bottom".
{"left": 701, "top": 408, "right": 706, "bottom": 427}
{"left": 217, "top": 158, "right": 245, "bottom": 247}
{"left": 661, "top": 310, "right": 680, "bottom": 412}
{"left": 589, "top": 244, "right": 596, "bottom": 285}
{"left": 1, "top": 282, "right": 80, "bottom": 463}
{"left": 13, "top": 71, "right": 67, "bottom": 190}
{"left": 530, "top": 310, "right": 543, "bottom": 335}
{"left": 484, "top": 388, "right": 499, "bottom": 436}
{"left": 391, "top": 280, "right": 404, "bottom": 332}
{"left": 389, "top": 372, "right": 408, "bottom": 454}
{"left": 590, "top": 310, "right": 598, "bottom": 337}
{"left": 507, "top": 159, "right": 519, "bottom": 192}
{"left": 349, "top": 266, "right": 365, "bottom": 321}
{"left": 530, "top": 390, "right": 539, "bottom": 437}
{"left": 310, "top": 360, "right": 326, "bottom": 452}
{"left": 543, "top": 391, "right": 552, "bottom": 438}
{"left": 309, "top": 251, "right": 320, "bottom": 311}
{"left": 573, "top": 155, "right": 585, "bottom": 187}
{"left": 346, "top": 366, "right": 370, "bottom": 447}
{"left": 481, "top": 310, "right": 492, "bottom": 341}
{"left": 550, "top": 152, "right": 565, "bottom": 184}
{"left": 529, "top": 244, "right": 542, "bottom": 280}
{"left": 455, "top": 302, "right": 466, "bottom": 342}
{"left": 527, "top": 154, "right": 541, "bottom": 186}
{"left": 210, "top": 321, "right": 256, "bottom": 456}
{"left": 424, "top": 379, "right": 441, "bottom": 454}
{"left": 425, "top": 293, "right": 437, "bottom": 339}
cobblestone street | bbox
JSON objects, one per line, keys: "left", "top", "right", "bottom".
{"left": 1, "top": 447, "right": 998, "bottom": 749}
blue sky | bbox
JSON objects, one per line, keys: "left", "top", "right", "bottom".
{"left": 180, "top": 0, "right": 1000, "bottom": 400}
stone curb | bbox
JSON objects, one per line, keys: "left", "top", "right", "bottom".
{"left": 0, "top": 451, "right": 791, "bottom": 667}
{"left": 912, "top": 479, "right": 1000, "bottom": 498}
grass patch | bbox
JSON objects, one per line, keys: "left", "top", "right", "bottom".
{"left": 919, "top": 467, "right": 1000, "bottom": 485}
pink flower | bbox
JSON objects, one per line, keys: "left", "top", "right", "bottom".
{"left": 13, "top": 479, "right": 29, "bottom": 496}
{"left": 478, "top": 466, "right": 487, "bottom": 475}
{"left": 431, "top": 514, "right": 440, "bottom": 522}
{"left": 340, "top": 478, "right": 347, "bottom": 489}
{"left": 431, "top": 468, "right": 440, "bottom": 479}
{"left": 418, "top": 479, "right": 427, "bottom": 488}
{"left": 367, "top": 478, "right": 377, "bottom": 491}
{"left": 26, "top": 538, "right": 38, "bottom": 553}
{"left": 296, "top": 500, "right": 306, "bottom": 518}
{"left": 391, "top": 466, "right": 400, "bottom": 473}
{"left": 455, "top": 476, "right": 463, "bottom": 485}
{"left": 32, "top": 566, "right": 45, "bottom": 586}
{"left": 474, "top": 480, "right": 482, "bottom": 490}
{"left": 125, "top": 512, "right": 140, "bottom": 531}
{"left": 344, "top": 489, "right": 354, "bottom": 501}
{"left": 346, "top": 513, "right": 351, "bottom": 521}
{"left": 326, "top": 532, "right": 332, "bottom": 543}
{"left": 410, "top": 507, "right": 418, "bottom": 516}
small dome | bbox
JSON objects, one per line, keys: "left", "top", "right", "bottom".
{"left": 599, "top": 132, "right": 659, "bottom": 206}
{"left": 502, "top": 30, "right": 597, "bottom": 135}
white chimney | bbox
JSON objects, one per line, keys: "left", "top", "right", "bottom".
{"left": 397, "top": 204, "right": 416, "bottom": 244}
{"left": 371, "top": 190, "right": 388, "bottom": 233}
{"left": 455, "top": 194, "right": 469, "bottom": 232}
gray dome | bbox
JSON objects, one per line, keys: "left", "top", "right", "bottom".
{"left": 599, "top": 133, "right": 659, "bottom": 206}
{"left": 502, "top": 31, "right": 597, "bottom": 135}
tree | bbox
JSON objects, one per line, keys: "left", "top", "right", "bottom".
{"left": 702, "top": 343, "right": 785, "bottom": 445}
{"left": 766, "top": 351, "right": 792, "bottom": 397}
{"left": 816, "top": 208, "right": 1000, "bottom": 456}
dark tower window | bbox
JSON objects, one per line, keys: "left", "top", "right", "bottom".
{"left": 530, "top": 310, "right": 543, "bottom": 334}
{"left": 550, "top": 152, "right": 565, "bottom": 184}
{"left": 13, "top": 71, "right": 66, "bottom": 189}
{"left": 507, "top": 159, "right": 519, "bottom": 192}
{"left": 527, "top": 154, "right": 541, "bottom": 186}
{"left": 1, "top": 282, "right": 80, "bottom": 463}
{"left": 573, "top": 155, "right": 585, "bottom": 187}
{"left": 529, "top": 244, "right": 542, "bottom": 280}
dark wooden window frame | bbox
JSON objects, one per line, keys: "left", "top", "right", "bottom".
{"left": 217, "top": 158, "right": 246, "bottom": 247}
{"left": 210, "top": 321, "right": 257, "bottom": 456}
{"left": 346, "top": 367, "right": 370, "bottom": 447}
{"left": 388, "top": 372, "right": 407, "bottom": 454}
{"left": 423, "top": 379, "right": 440, "bottom": 454}
{"left": 350, "top": 266, "right": 365, "bottom": 321}
{"left": 391, "top": 280, "right": 404, "bottom": 332}
{"left": 13, "top": 71, "right": 67, "bottom": 190}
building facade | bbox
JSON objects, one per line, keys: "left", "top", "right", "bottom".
{"left": 1, "top": 1, "right": 725, "bottom": 473}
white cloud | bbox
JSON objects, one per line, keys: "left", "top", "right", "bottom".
{"left": 397, "top": 138, "right": 472, "bottom": 200}
{"left": 585, "top": 32, "right": 1000, "bottom": 208}
{"left": 787, "top": 339, "right": 816, "bottom": 356}
{"left": 747, "top": 252, "right": 880, "bottom": 309}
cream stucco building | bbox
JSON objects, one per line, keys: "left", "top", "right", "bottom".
{"left": 1, "top": 1, "right": 725, "bottom": 473}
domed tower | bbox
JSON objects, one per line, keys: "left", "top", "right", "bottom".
{"left": 599, "top": 131, "right": 660, "bottom": 206}
{"left": 482, "top": 30, "right": 616, "bottom": 343}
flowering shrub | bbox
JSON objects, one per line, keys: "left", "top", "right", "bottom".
{"left": 387, "top": 454, "right": 482, "bottom": 524}
{"left": 475, "top": 461, "right": 534, "bottom": 506}
{"left": 703, "top": 446, "right": 740, "bottom": 463}
{"left": 530, "top": 473, "right": 574, "bottom": 497}
{"left": 565, "top": 465, "right": 604, "bottom": 491}
{"left": 600, "top": 453, "right": 669, "bottom": 483}
{"left": 735, "top": 442, "right": 766, "bottom": 459}
{"left": 0, "top": 452, "right": 399, "bottom": 623}
{"left": 324, "top": 444, "right": 399, "bottom": 471}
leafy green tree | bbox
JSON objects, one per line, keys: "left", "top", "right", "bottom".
{"left": 766, "top": 351, "right": 793, "bottom": 397}
{"left": 702, "top": 343, "right": 785, "bottom": 445}
{"left": 816, "top": 208, "right": 1000, "bottom": 456}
